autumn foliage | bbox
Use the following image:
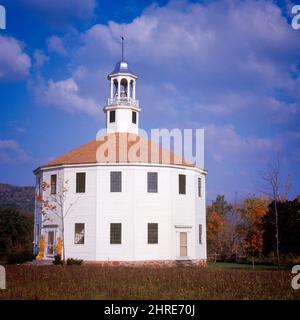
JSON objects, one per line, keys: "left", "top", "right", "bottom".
{"left": 36, "top": 235, "right": 45, "bottom": 260}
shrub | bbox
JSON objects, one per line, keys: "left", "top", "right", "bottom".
{"left": 7, "top": 251, "right": 36, "bottom": 264}
{"left": 53, "top": 254, "right": 63, "bottom": 265}
{"left": 66, "top": 258, "right": 83, "bottom": 266}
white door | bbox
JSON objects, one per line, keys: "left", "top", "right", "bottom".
{"left": 179, "top": 232, "right": 188, "bottom": 257}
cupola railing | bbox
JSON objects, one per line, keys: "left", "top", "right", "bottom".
{"left": 107, "top": 97, "right": 139, "bottom": 107}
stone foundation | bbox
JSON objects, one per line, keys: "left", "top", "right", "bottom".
{"left": 85, "top": 259, "right": 207, "bottom": 267}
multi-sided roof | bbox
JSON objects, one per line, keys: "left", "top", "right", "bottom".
{"left": 36, "top": 133, "right": 202, "bottom": 172}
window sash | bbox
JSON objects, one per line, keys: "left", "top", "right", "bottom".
{"left": 198, "top": 177, "right": 201, "bottom": 197}
{"left": 35, "top": 224, "right": 40, "bottom": 244}
{"left": 147, "top": 172, "right": 158, "bottom": 193}
{"left": 110, "top": 110, "right": 116, "bottom": 123}
{"left": 110, "top": 171, "right": 122, "bottom": 192}
{"left": 148, "top": 223, "right": 158, "bottom": 244}
{"left": 179, "top": 174, "right": 186, "bottom": 194}
{"left": 74, "top": 223, "right": 85, "bottom": 244}
{"left": 38, "top": 177, "right": 42, "bottom": 196}
{"left": 76, "top": 172, "right": 86, "bottom": 193}
{"left": 110, "top": 223, "right": 122, "bottom": 244}
{"left": 50, "top": 174, "right": 57, "bottom": 194}
{"left": 199, "top": 224, "right": 202, "bottom": 244}
{"left": 132, "top": 111, "right": 137, "bottom": 124}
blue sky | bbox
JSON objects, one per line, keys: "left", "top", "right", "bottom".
{"left": 0, "top": 0, "right": 299, "bottom": 202}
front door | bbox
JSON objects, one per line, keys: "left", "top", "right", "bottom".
{"left": 179, "top": 232, "right": 188, "bottom": 257}
{"left": 47, "top": 231, "right": 55, "bottom": 256}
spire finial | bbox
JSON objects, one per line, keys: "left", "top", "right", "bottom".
{"left": 120, "top": 28, "right": 125, "bottom": 61}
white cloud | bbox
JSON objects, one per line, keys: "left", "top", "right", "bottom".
{"left": 204, "top": 124, "right": 283, "bottom": 164}
{"left": 68, "top": 0, "right": 300, "bottom": 124}
{"left": 36, "top": 77, "right": 100, "bottom": 117}
{"left": 0, "top": 140, "right": 33, "bottom": 164}
{"left": 47, "top": 36, "right": 67, "bottom": 56}
{"left": 33, "top": 49, "right": 49, "bottom": 69}
{"left": 0, "top": 36, "right": 31, "bottom": 82}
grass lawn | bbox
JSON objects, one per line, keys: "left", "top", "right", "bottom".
{"left": 207, "top": 262, "right": 283, "bottom": 270}
{"left": 0, "top": 264, "right": 299, "bottom": 300}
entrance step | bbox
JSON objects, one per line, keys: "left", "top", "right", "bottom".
{"left": 176, "top": 259, "right": 195, "bottom": 267}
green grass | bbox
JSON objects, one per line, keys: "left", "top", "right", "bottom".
{"left": 0, "top": 264, "right": 299, "bottom": 300}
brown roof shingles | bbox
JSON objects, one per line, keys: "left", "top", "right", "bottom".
{"left": 38, "top": 133, "right": 199, "bottom": 171}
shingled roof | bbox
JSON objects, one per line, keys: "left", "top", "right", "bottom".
{"left": 37, "top": 133, "right": 200, "bottom": 171}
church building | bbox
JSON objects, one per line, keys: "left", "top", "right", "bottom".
{"left": 33, "top": 54, "right": 207, "bottom": 266}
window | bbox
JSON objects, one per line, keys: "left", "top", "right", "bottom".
{"left": 147, "top": 172, "right": 158, "bottom": 193}
{"left": 179, "top": 174, "right": 186, "bottom": 194}
{"left": 74, "top": 223, "right": 85, "bottom": 244}
{"left": 198, "top": 177, "right": 202, "bottom": 197}
{"left": 132, "top": 111, "right": 137, "bottom": 124}
{"left": 110, "top": 171, "right": 122, "bottom": 192}
{"left": 50, "top": 174, "right": 57, "bottom": 194}
{"left": 110, "top": 110, "right": 116, "bottom": 123}
{"left": 110, "top": 223, "right": 121, "bottom": 244}
{"left": 76, "top": 172, "right": 86, "bottom": 193}
{"left": 38, "top": 177, "right": 42, "bottom": 196}
{"left": 148, "top": 223, "right": 158, "bottom": 244}
{"left": 35, "top": 224, "right": 40, "bottom": 244}
{"left": 199, "top": 224, "right": 202, "bottom": 244}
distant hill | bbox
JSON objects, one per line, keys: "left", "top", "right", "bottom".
{"left": 0, "top": 183, "right": 35, "bottom": 213}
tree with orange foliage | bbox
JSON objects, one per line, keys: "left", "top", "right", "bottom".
{"left": 240, "top": 197, "right": 267, "bottom": 268}
{"left": 36, "top": 176, "right": 82, "bottom": 262}
{"left": 207, "top": 211, "right": 225, "bottom": 259}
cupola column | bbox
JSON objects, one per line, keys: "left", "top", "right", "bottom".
{"left": 127, "top": 77, "right": 131, "bottom": 99}
{"left": 117, "top": 78, "right": 121, "bottom": 98}
{"left": 110, "top": 79, "right": 113, "bottom": 99}
{"left": 133, "top": 81, "right": 136, "bottom": 100}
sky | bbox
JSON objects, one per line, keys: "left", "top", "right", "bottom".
{"left": 0, "top": 0, "right": 299, "bottom": 203}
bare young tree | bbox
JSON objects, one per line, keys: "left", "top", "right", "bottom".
{"left": 262, "top": 158, "right": 292, "bottom": 267}
{"left": 36, "top": 175, "right": 82, "bottom": 262}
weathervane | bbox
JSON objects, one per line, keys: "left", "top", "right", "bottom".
{"left": 120, "top": 28, "right": 125, "bottom": 61}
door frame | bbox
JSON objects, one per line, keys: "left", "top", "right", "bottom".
{"left": 174, "top": 225, "right": 192, "bottom": 260}
{"left": 46, "top": 229, "right": 57, "bottom": 258}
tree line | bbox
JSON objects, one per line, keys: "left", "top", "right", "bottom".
{"left": 207, "top": 194, "right": 300, "bottom": 267}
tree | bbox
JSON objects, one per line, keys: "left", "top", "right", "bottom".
{"left": 36, "top": 176, "right": 81, "bottom": 262}
{"left": 206, "top": 211, "right": 225, "bottom": 257}
{"left": 239, "top": 197, "right": 267, "bottom": 268}
{"left": 0, "top": 208, "right": 33, "bottom": 261}
{"left": 262, "top": 158, "right": 292, "bottom": 266}
{"left": 208, "top": 195, "right": 232, "bottom": 218}
{"left": 263, "top": 196, "right": 300, "bottom": 259}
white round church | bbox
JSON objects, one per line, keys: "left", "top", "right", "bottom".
{"left": 33, "top": 58, "right": 208, "bottom": 266}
